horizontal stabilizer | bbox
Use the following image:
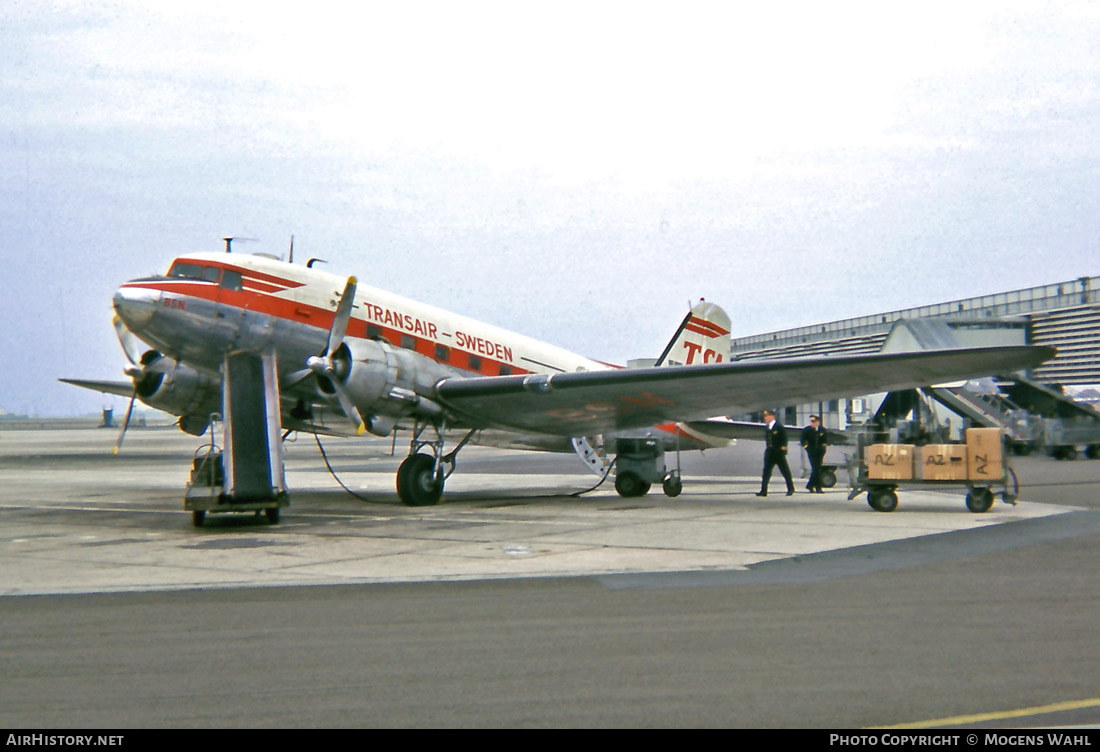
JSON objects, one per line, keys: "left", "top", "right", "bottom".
{"left": 686, "top": 419, "right": 852, "bottom": 445}
{"left": 58, "top": 378, "right": 136, "bottom": 399}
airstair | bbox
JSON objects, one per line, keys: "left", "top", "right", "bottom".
{"left": 923, "top": 383, "right": 1032, "bottom": 444}
{"left": 999, "top": 374, "right": 1100, "bottom": 458}
{"left": 873, "top": 319, "right": 1098, "bottom": 456}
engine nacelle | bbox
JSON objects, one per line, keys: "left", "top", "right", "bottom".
{"left": 135, "top": 353, "right": 221, "bottom": 430}
{"left": 319, "top": 339, "right": 452, "bottom": 433}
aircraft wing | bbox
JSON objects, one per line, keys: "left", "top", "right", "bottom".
{"left": 58, "top": 378, "right": 135, "bottom": 399}
{"left": 435, "top": 345, "right": 1054, "bottom": 436}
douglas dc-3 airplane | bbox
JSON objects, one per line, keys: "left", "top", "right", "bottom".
{"left": 63, "top": 248, "right": 1053, "bottom": 518}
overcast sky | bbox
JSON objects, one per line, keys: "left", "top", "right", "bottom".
{"left": 3, "top": 1, "right": 1099, "bottom": 416}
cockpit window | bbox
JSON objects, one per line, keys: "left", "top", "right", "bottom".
{"left": 168, "top": 262, "right": 222, "bottom": 282}
{"left": 167, "top": 262, "right": 205, "bottom": 279}
{"left": 167, "top": 261, "right": 241, "bottom": 289}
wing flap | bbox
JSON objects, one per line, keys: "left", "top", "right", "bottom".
{"left": 435, "top": 345, "right": 1054, "bottom": 436}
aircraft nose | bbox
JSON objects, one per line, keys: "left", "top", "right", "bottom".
{"left": 113, "top": 286, "right": 158, "bottom": 333}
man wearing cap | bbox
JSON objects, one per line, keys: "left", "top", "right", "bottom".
{"left": 756, "top": 409, "right": 795, "bottom": 497}
{"left": 801, "top": 414, "right": 828, "bottom": 494}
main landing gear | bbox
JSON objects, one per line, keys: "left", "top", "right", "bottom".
{"left": 613, "top": 437, "right": 683, "bottom": 499}
{"left": 396, "top": 421, "right": 476, "bottom": 506}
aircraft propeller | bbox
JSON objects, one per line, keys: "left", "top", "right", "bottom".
{"left": 111, "top": 315, "right": 171, "bottom": 454}
{"left": 297, "top": 276, "right": 366, "bottom": 436}
{"left": 113, "top": 314, "right": 145, "bottom": 371}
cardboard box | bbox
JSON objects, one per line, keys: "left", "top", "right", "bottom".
{"left": 918, "top": 444, "right": 969, "bottom": 481}
{"left": 966, "top": 428, "right": 1004, "bottom": 482}
{"left": 867, "top": 444, "right": 915, "bottom": 480}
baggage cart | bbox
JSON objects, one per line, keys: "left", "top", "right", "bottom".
{"left": 846, "top": 428, "right": 1018, "bottom": 513}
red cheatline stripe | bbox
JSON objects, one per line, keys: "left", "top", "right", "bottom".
{"left": 121, "top": 280, "right": 532, "bottom": 378}
{"left": 121, "top": 280, "right": 212, "bottom": 291}
{"left": 654, "top": 422, "right": 709, "bottom": 447}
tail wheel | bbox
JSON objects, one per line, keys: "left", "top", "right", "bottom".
{"left": 397, "top": 453, "right": 444, "bottom": 506}
{"left": 662, "top": 473, "right": 683, "bottom": 498}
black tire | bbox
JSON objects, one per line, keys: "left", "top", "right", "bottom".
{"left": 397, "top": 453, "right": 444, "bottom": 506}
{"left": 662, "top": 474, "right": 683, "bottom": 498}
{"left": 615, "top": 471, "right": 650, "bottom": 498}
{"left": 191, "top": 510, "right": 205, "bottom": 527}
{"left": 1086, "top": 444, "right": 1100, "bottom": 460}
{"left": 265, "top": 507, "right": 280, "bottom": 524}
{"left": 867, "top": 488, "right": 898, "bottom": 512}
{"left": 966, "top": 488, "right": 995, "bottom": 513}
{"left": 819, "top": 468, "right": 837, "bottom": 489}
{"left": 1054, "top": 446, "right": 1078, "bottom": 461}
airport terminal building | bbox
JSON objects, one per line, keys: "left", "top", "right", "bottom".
{"left": 731, "top": 275, "right": 1100, "bottom": 446}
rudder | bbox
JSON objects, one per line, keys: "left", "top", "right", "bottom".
{"left": 655, "top": 299, "right": 731, "bottom": 366}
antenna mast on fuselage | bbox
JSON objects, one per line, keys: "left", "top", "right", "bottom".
{"left": 222, "top": 237, "right": 259, "bottom": 254}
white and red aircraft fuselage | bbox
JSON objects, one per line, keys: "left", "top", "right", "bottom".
{"left": 66, "top": 249, "right": 1053, "bottom": 508}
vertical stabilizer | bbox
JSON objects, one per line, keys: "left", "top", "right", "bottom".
{"left": 655, "top": 299, "right": 731, "bottom": 366}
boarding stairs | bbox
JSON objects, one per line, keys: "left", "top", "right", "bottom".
{"left": 923, "top": 383, "right": 1032, "bottom": 443}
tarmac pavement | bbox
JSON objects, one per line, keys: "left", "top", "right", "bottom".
{"left": 0, "top": 423, "right": 1079, "bottom": 596}
{"left": 2, "top": 422, "right": 1099, "bottom": 728}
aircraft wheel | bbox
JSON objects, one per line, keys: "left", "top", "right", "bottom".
{"left": 819, "top": 468, "right": 837, "bottom": 489}
{"left": 614, "top": 471, "right": 650, "bottom": 498}
{"left": 397, "top": 453, "right": 444, "bottom": 506}
{"left": 965, "top": 488, "right": 994, "bottom": 513}
{"left": 867, "top": 488, "right": 898, "bottom": 513}
{"left": 1086, "top": 444, "right": 1100, "bottom": 460}
{"left": 662, "top": 474, "right": 683, "bottom": 498}
{"left": 191, "top": 510, "right": 205, "bottom": 527}
{"left": 1054, "top": 446, "right": 1078, "bottom": 461}
{"left": 265, "top": 507, "right": 280, "bottom": 524}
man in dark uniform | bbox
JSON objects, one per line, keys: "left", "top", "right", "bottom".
{"left": 800, "top": 414, "right": 828, "bottom": 494}
{"left": 756, "top": 409, "right": 795, "bottom": 497}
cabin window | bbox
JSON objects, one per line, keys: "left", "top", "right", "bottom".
{"left": 467, "top": 354, "right": 482, "bottom": 371}
{"left": 435, "top": 344, "right": 450, "bottom": 361}
{"left": 499, "top": 365, "right": 512, "bottom": 376}
{"left": 367, "top": 324, "right": 382, "bottom": 340}
{"left": 400, "top": 334, "right": 416, "bottom": 350}
{"left": 220, "top": 270, "right": 242, "bottom": 291}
